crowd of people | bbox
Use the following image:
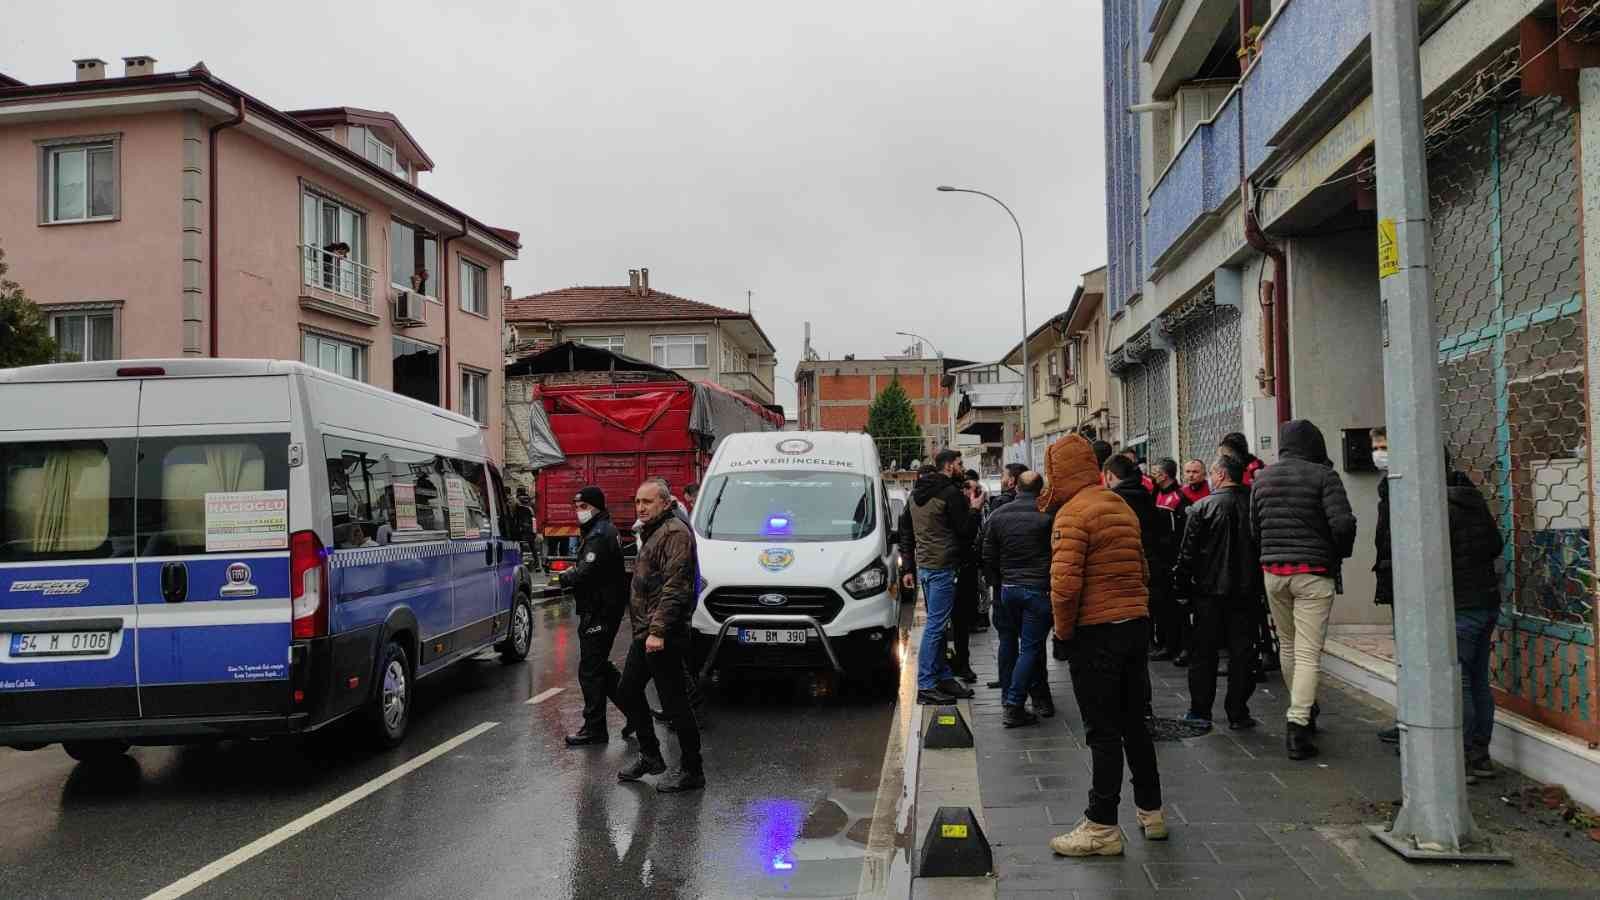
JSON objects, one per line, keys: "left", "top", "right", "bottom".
{"left": 898, "top": 419, "right": 1504, "bottom": 858}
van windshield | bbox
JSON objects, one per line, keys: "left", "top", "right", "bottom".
{"left": 697, "top": 471, "right": 875, "bottom": 542}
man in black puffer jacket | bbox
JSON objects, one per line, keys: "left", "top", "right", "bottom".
{"left": 1105, "top": 454, "right": 1167, "bottom": 575}
{"left": 982, "top": 470, "right": 1055, "bottom": 726}
{"left": 1250, "top": 419, "right": 1356, "bottom": 760}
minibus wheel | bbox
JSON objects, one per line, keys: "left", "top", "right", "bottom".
{"left": 62, "top": 740, "right": 130, "bottom": 763}
{"left": 499, "top": 592, "right": 534, "bottom": 663}
{"left": 368, "top": 641, "right": 412, "bottom": 748}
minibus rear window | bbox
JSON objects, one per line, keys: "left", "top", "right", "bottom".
{"left": 0, "top": 440, "right": 134, "bottom": 562}
{"left": 135, "top": 435, "right": 290, "bottom": 556}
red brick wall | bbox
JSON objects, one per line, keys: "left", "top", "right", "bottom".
{"left": 821, "top": 405, "right": 869, "bottom": 430}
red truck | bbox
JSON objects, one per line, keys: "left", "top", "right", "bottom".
{"left": 519, "top": 377, "right": 782, "bottom": 566}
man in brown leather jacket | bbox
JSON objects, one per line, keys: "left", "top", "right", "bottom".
{"left": 615, "top": 480, "right": 703, "bottom": 793}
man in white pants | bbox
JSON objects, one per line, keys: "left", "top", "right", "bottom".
{"left": 1249, "top": 419, "right": 1356, "bottom": 761}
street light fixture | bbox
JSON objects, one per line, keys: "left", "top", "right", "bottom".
{"left": 893, "top": 330, "right": 954, "bottom": 455}
{"left": 937, "top": 185, "right": 1032, "bottom": 470}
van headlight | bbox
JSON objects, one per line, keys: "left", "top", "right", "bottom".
{"left": 843, "top": 560, "right": 888, "bottom": 599}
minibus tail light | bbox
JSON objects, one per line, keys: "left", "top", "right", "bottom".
{"left": 290, "top": 530, "right": 329, "bottom": 639}
{"left": 117, "top": 366, "right": 165, "bottom": 377}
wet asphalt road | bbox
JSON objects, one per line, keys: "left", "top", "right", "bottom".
{"left": 0, "top": 597, "right": 905, "bottom": 899}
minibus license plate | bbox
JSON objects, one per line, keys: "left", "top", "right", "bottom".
{"left": 10, "top": 631, "right": 113, "bottom": 657}
{"left": 739, "top": 628, "right": 807, "bottom": 645}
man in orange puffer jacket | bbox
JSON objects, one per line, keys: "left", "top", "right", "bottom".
{"left": 1040, "top": 434, "right": 1166, "bottom": 858}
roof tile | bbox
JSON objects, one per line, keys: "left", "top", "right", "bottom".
{"left": 506, "top": 286, "right": 749, "bottom": 324}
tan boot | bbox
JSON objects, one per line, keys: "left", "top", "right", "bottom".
{"left": 1135, "top": 807, "right": 1168, "bottom": 840}
{"left": 1049, "top": 819, "right": 1123, "bottom": 857}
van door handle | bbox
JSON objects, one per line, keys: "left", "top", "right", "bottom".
{"left": 160, "top": 562, "right": 189, "bottom": 603}
{"left": 486, "top": 540, "right": 496, "bottom": 567}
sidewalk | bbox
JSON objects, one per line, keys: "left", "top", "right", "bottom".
{"left": 961, "top": 625, "right": 1600, "bottom": 898}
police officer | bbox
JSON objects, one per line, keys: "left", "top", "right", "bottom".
{"left": 563, "top": 486, "right": 629, "bottom": 747}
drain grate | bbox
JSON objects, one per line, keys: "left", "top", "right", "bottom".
{"left": 1146, "top": 716, "right": 1212, "bottom": 742}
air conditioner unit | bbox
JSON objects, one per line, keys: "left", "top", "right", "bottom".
{"left": 1047, "top": 375, "right": 1064, "bottom": 398}
{"left": 392, "top": 290, "right": 425, "bottom": 326}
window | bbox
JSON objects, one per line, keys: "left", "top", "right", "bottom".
{"left": 322, "top": 436, "right": 448, "bottom": 545}
{"left": 302, "top": 332, "right": 367, "bottom": 381}
{"left": 975, "top": 369, "right": 993, "bottom": 384}
{"left": 41, "top": 138, "right": 117, "bottom": 223}
{"left": 445, "top": 459, "right": 491, "bottom": 539}
{"left": 574, "top": 335, "right": 626, "bottom": 352}
{"left": 460, "top": 368, "right": 488, "bottom": 424}
{"left": 697, "top": 472, "right": 875, "bottom": 542}
{"left": 393, "top": 336, "right": 441, "bottom": 406}
{"left": 720, "top": 341, "right": 747, "bottom": 374}
{"left": 1, "top": 439, "right": 134, "bottom": 562}
{"left": 349, "top": 125, "right": 406, "bottom": 178}
{"left": 302, "top": 190, "right": 366, "bottom": 297}
{"left": 459, "top": 259, "right": 489, "bottom": 316}
{"left": 1031, "top": 363, "right": 1040, "bottom": 397}
{"left": 51, "top": 312, "right": 116, "bottom": 362}
{"left": 136, "top": 435, "right": 290, "bottom": 556}
{"left": 389, "top": 220, "right": 439, "bottom": 297}
{"left": 1064, "top": 340, "right": 1079, "bottom": 383}
{"left": 1047, "top": 350, "right": 1060, "bottom": 383}
{"left": 652, "top": 334, "right": 708, "bottom": 368}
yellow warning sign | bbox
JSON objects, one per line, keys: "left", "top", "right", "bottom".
{"left": 936, "top": 715, "right": 957, "bottom": 726}
{"left": 1378, "top": 217, "right": 1400, "bottom": 278}
{"left": 941, "top": 824, "right": 969, "bottom": 839}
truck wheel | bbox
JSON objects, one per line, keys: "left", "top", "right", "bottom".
{"left": 367, "top": 641, "right": 412, "bottom": 748}
{"left": 499, "top": 592, "right": 534, "bottom": 663}
{"left": 62, "top": 740, "right": 130, "bottom": 763}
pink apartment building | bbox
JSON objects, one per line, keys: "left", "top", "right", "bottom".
{"left": 0, "top": 56, "right": 520, "bottom": 455}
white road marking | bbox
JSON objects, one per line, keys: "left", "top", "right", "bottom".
{"left": 526, "top": 687, "right": 564, "bottom": 705}
{"left": 143, "top": 721, "right": 500, "bottom": 900}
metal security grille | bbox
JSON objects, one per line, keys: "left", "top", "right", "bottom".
{"left": 1175, "top": 303, "right": 1244, "bottom": 462}
{"left": 1429, "top": 91, "right": 1596, "bottom": 741}
{"left": 1120, "top": 351, "right": 1173, "bottom": 462}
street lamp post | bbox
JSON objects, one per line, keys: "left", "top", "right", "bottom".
{"left": 894, "top": 329, "right": 953, "bottom": 459}
{"left": 937, "top": 186, "right": 1032, "bottom": 471}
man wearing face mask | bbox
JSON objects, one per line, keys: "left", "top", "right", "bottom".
{"left": 563, "top": 487, "right": 629, "bottom": 746}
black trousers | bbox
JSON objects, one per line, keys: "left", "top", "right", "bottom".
{"left": 577, "top": 610, "right": 624, "bottom": 733}
{"left": 1067, "top": 619, "right": 1162, "bottom": 825}
{"left": 1149, "top": 565, "right": 1182, "bottom": 656}
{"left": 948, "top": 565, "right": 979, "bottom": 670}
{"left": 1187, "top": 594, "right": 1258, "bottom": 723}
{"left": 617, "top": 633, "right": 703, "bottom": 773}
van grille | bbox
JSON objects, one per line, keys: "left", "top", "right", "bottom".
{"left": 704, "top": 586, "right": 845, "bottom": 624}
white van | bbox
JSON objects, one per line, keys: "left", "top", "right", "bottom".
{"left": 689, "top": 432, "right": 901, "bottom": 687}
{"left": 0, "top": 359, "right": 534, "bottom": 761}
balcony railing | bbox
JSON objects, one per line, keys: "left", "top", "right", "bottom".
{"left": 719, "top": 370, "right": 774, "bottom": 403}
{"left": 299, "top": 244, "right": 376, "bottom": 314}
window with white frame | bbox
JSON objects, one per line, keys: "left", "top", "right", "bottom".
{"left": 720, "top": 341, "right": 748, "bottom": 374}
{"left": 41, "top": 138, "right": 118, "bottom": 223}
{"left": 652, "top": 334, "right": 707, "bottom": 368}
{"left": 390, "top": 219, "right": 438, "bottom": 297}
{"left": 51, "top": 311, "right": 116, "bottom": 362}
{"left": 348, "top": 125, "right": 407, "bottom": 179}
{"left": 1047, "top": 350, "right": 1059, "bottom": 383}
{"left": 302, "top": 190, "right": 366, "bottom": 297}
{"left": 575, "top": 335, "right": 626, "bottom": 352}
{"left": 302, "top": 332, "right": 367, "bottom": 381}
{"left": 460, "top": 369, "right": 488, "bottom": 424}
{"left": 459, "top": 259, "right": 488, "bottom": 316}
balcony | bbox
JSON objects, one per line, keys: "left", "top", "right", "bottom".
{"left": 718, "top": 370, "right": 775, "bottom": 404}
{"left": 298, "top": 244, "right": 380, "bottom": 326}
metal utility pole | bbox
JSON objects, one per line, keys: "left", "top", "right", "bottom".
{"left": 895, "top": 329, "right": 955, "bottom": 455}
{"left": 937, "top": 186, "right": 1033, "bottom": 471}
{"left": 1368, "top": 0, "right": 1501, "bottom": 861}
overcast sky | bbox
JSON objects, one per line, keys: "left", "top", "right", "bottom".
{"left": 4, "top": 0, "right": 1106, "bottom": 414}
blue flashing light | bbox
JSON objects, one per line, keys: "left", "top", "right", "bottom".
{"left": 771, "top": 856, "right": 794, "bottom": 872}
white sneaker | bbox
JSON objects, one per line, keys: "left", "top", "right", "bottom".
{"left": 1049, "top": 819, "right": 1124, "bottom": 857}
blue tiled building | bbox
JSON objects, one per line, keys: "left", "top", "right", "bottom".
{"left": 1100, "top": 0, "right": 1600, "bottom": 790}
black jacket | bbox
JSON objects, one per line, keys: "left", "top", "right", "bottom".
{"left": 1374, "top": 472, "right": 1503, "bottom": 611}
{"left": 900, "top": 472, "right": 975, "bottom": 574}
{"left": 1110, "top": 475, "right": 1167, "bottom": 566}
{"left": 1373, "top": 476, "right": 1393, "bottom": 604}
{"left": 985, "top": 488, "right": 1017, "bottom": 516}
{"left": 1176, "top": 484, "right": 1260, "bottom": 599}
{"left": 562, "top": 511, "right": 628, "bottom": 623}
{"left": 981, "top": 488, "right": 1051, "bottom": 588}
{"left": 1152, "top": 481, "right": 1190, "bottom": 564}
{"left": 1250, "top": 419, "right": 1357, "bottom": 570}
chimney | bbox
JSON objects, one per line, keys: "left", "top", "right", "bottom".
{"left": 122, "top": 55, "right": 157, "bottom": 78}
{"left": 639, "top": 267, "right": 650, "bottom": 295}
{"left": 501, "top": 284, "right": 512, "bottom": 302}
{"left": 74, "top": 58, "right": 107, "bottom": 82}
{"left": 628, "top": 269, "right": 640, "bottom": 294}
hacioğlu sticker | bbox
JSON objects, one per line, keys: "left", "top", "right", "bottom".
{"left": 204, "top": 490, "right": 289, "bottom": 553}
